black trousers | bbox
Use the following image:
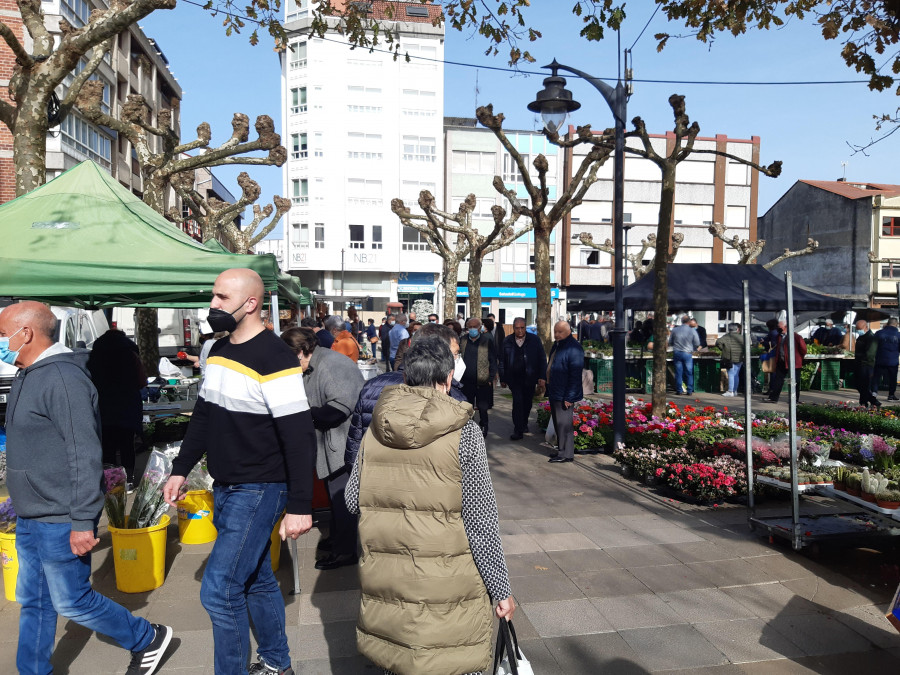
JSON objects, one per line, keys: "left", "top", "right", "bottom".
{"left": 768, "top": 366, "right": 801, "bottom": 403}
{"left": 509, "top": 380, "right": 536, "bottom": 434}
{"left": 856, "top": 363, "right": 879, "bottom": 406}
{"left": 324, "top": 470, "right": 358, "bottom": 557}
{"left": 874, "top": 364, "right": 898, "bottom": 398}
{"left": 461, "top": 382, "right": 492, "bottom": 431}
{"left": 101, "top": 425, "right": 137, "bottom": 483}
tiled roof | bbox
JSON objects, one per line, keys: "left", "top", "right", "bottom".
{"left": 332, "top": 1, "right": 442, "bottom": 23}
{"left": 800, "top": 180, "right": 900, "bottom": 200}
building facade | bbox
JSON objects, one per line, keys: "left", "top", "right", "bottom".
{"left": 564, "top": 132, "right": 761, "bottom": 336}
{"left": 758, "top": 180, "right": 900, "bottom": 309}
{"left": 280, "top": 0, "right": 444, "bottom": 314}
{"left": 0, "top": 1, "right": 182, "bottom": 205}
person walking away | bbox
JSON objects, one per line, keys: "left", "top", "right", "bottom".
{"left": 301, "top": 316, "right": 334, "bottom": 349}
{"left": 767, "top": 319, "right": 807, "bottom": 403}
{"left": 498, "top": 317, "right": 547, "bottom": 440}
{"left": 875, "top": 317, "right": 900, "bottom": 400}
{"left": 854, "top": 319, "right": 880, "bottom": 407}
{"left": 588, "top": 314, "right": 605, "bottom": 343}
{"left": 163, "top": 268, "right": 316, "bottom": 675}
{"left": 668, "top": 315, "right": 700, "bottom": 395}
{"left": 87, "top": 328, "right": 145, "bottom": 488}
{"left": 327, "top": 315, "right": 360, "bottom": 362}
{"left": 546, "top": 320, "right": 584, "bottom": 463}
{"left": 365, "top": 318, "right": 378, "bottom": 357}
{"left": 281, "top": 328, "right": 365, "bottom": 570}
{"left": 714, "top": 323, "right": 744, "bottom": 397}
{"left": 346, "top": 336, "right": 515, "bottom": 675}
{"left": 0, "top": 302, "right": 174, "bottom": 675}
{"left": 393, "top": 321, "right": 423, "bottom": 370}
{"left": 487, "top": 312, "right": 505, "bottom": 351}
{"left": 388, "top": 313, "right": 410, "bottom": 371}
{"left": 689, "top": 318, "right": 707, "bottom": 347}
{"left": 379, "top": 317, "right": 392, "bottom": 369}
{"left": 577, "top": 314, "right": 591, "bottom": 344}
{"left": 459, "top": 317, "right": 498, "bottom": 437}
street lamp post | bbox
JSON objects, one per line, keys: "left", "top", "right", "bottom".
{"left": 529, "top": 59, "right": 629, "bottom": 449}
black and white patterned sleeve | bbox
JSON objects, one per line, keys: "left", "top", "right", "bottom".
{"left": 459, "top": 420, "right": 512, "bottom": 603}
{"left": 345, "top": 445, "right": 362, "bottom": 515}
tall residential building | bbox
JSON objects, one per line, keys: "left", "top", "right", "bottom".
{"left": 280, "top": 1, "right": 444, "bottom": 312}
{"left": 0, "top": 2, "right": 182, "bottom": 205}
{"left": 564, "top": 132, "right": 760, "bottom": 336}
{"left": 444, "top": 118, "right": 562, "bottom": 324}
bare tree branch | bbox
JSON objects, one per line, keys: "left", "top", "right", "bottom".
{"left": 16, "top": 0, "right": 52, "bottom": 57}
{"left": 762, "top": 238, "right": 820, "bottom": 270}
{"left": 708, "top": 221, "right": 766, "bottom": 264}
{"left": 0, "top": 20, "right": 34, "bottom": 68}
{"left": 59, "top": 38, "right": 112, "bottom": 120}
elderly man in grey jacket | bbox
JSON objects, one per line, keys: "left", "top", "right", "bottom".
{"left": 668, "top": 315, "right": 701, "bottom": 395}
{"left": 281, "top": 327, "right": 365, "bottom": 570}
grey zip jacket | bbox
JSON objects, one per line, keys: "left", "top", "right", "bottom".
{"left": 5, "top": 349, "right": 104, "bottom": 531}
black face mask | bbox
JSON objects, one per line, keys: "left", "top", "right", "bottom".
{"left": 207, "top": 298, "right": 248, "bottom": 333}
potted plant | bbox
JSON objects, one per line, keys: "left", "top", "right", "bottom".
{"left": 846, "top": 472, "right": 862, "bottom": 497}
{"left": 875, "top": 489, "right": 900, "bottom": 510}
{"left": 833, "top": 466, "right": 848, "bottom": 491}
{"left": 861, "top": 469, "right": 888, "bottom": 503}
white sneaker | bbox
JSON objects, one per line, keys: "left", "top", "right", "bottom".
{"left": 722, "top": 391, "right": 735, "bottom": 397}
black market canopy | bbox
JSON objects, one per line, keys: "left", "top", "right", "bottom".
{"left": 0, "top": 160, "right": 306, "bottom": 308}
{"left": 576, "top": 263, "right": 852, "bottom": 313}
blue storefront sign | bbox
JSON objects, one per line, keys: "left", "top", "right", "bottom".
{"left": 456, "top": 286, "right": 559, "bottom": 299}
{"left": 398, "top": 272, "right": 436, "bottom": 293}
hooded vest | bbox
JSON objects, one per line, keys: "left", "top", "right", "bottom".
{"left": 356, "top": 384, "right": 492, "bottom": 675}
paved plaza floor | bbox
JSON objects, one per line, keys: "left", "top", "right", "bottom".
{"left": 1, "top": 388, "right": 899, "bottom": 673}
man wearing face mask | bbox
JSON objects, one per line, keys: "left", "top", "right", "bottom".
{"left": 0, "top": 302, "right": 175, "bottom": 675}
{"left": 459, "top": 317, "right": 498, "bottom": 438}
{"left": 854, "top": 319, "right": 880, "bottom": 407}
{"left": 498, "top": 318, "right": 547, "bottom": 440}
{"left": 344, "top": 323, "right": 466, "bottom": 470}
{"left": 163, "top": 269, "right": 316, "bottom": 675}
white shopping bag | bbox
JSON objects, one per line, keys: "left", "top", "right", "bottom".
{"left": 544, "top": 416, "right": 557, "bottom": 447}
{"left": 494, "top": 620, "right": 534, "bottom": 675}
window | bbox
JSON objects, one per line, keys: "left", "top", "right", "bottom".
{"left": 61, "top": 0, "right": 90, "bottom": 26}
{"left": 530, "top": 254, "right": 556, "bottom": 270}
{"left": 580, "top": 250, "right": 600, "bottom": 266}
{"left": 60, "top": 114, "right": 112, "bottom": 167}
{"left": 347, "top": 132, "right": 383, "bottom": 160}
{"left": 347, "top": 58, "right": 382, "bottom": 68}
{"left": 290, "top": 87, "right": 307, "bottom": 114}
{"left": 348, "top": 85, "right": 381, "bottom": 96}
{"left": 884, "top": 216, "right": 900, "bottom": 236}
{"left": 882, "top": 263, "right": 900, "bottom": 278}
{"left": 349, "top": 225, "right": 365, "bottom": 249}
{"left": 451, "top": 151, "right": 495, "bottom": 175}
{"left": 289, "top": 42, "right": 307, "bottom": 70}
{"left": 312, "top": 132, "right": 324, "bottom": 157}
{"left": 292, "top": 222, "right": 309, "bottom": 248}
{"left": 314, "top": 223, "right": 325, "bottom": 249}
{"left": 451, "top": 196, "right": 495, "bottom": 218}
{"left": 502, "top": 153, "right": 530, "bottom": 184}
{"left": 402, "top": 108, "right": 436, "bottom": 118}
{"left": 291, "top": 178, "right": 308, "bottom": 205}
{"left": 347, "top": 178, "right": 382, "bottom": 206}
{"left": 347, "top": 104, "right": 382, "bottom": 114}
{"left": 402, "top": 226, "right": 428, "bottom": 251}
{"left": 291, "top": 133, "right": 307, "bottom": 160}
{"left": 286, "top": 0, "right": 307, "bottom": 21}
{"left": 402, "top": 135, "right": 436, "bottom": 163}
{"left": 402, "top": 88, "right": 436, "bottom": 100}
{"left": 400, "top": 180, "right": 436, "bottom": 204}
{"left": 372, "top": 225, "right": 383, "bottom": 250}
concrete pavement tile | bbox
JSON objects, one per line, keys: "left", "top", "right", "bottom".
{"left": 618, "top": 624, "right": 730, "bottom": 671}
{"left": 804, "top": 649, "right": 900, "bottom": 673}
{"left": 510, "top": 573, "right": 585, "bottom": 603}
{"left": 500, "top": 533, "right": 543, "bottom": 555}
{"left": 590, "top": 593, "right": 687, "bottom": 630}
{"left": 661, "top": 541, "right": 741, "bottom": 564}
{"left": 568, "top": 519, "right": 652, "bottom": 548}
{"left": 505, "top": 605, "right": 541, "bottom": 641}
{"left": 604, "top": 545, "right": 681, "bottom": 568}
{"left": 297, "top": 564, "right": 361, "bottom": 594}
{"left": 612, "top": 514, "right": 680, "bottom": 530}
{"left": 693, "top": 527, "right": 778, "bottom": 556}
{"left": 693, "top": 618, "right": 806, "bottom": 663}
{"left": 781, "top": 577, "right": 872, "bottom": 611}
{"left": 569, "top": 568, "right": 650, "bottom": 598}
{"left": 659, "top": 588, "right": 757, "bottom": 623}
{"left": 655, "top": 666, "right": 744, "bottom": 675}
{"left": 519, "top": 598, "right": 614, "bottom": 638}
{"left": 830, "top": 604, "right": 900, "bottom": 649}
{"left": 505, "top": 551, "right": 563, "bottom": 577}
{"left": 721, "top": 583, "right": 821, "bottom": 618}
{"left": 499, "top": 520, "right": 526, "bottom": 535}
{"left": 518, "top": 517, "right": 578, "bottom": 534}
{"left": 299, "top": 590, "right": 360, "bottom": 626}
{"left": 512, "top": 638, "right": 564, "bottom": 675}
{"left": 766, "top": 612, "right": 874, "bottom": 656}
{"left": 142, "top": 629, "right": 213, "bottom": 670}
{"left": 628, "top": 563, "right": 715, "bottom": 593}
{"left": 535, "top": 532, "right": 600, "bottom": 552}
{"left": 293, "top": 655, "right": 381, "bottom": 673}
{"left": 740, "top": 553, "right": 818, "bottom": 582}
{"left": 291, "top": 619, "right": 359, "bottom": 661}
{"left": 639, "top": 526, "right": 710, "bottom": 545}
{"left": 498, "top": 503, "right": 562, "bottom": 520}
{"left": 50, "top": 633, "right": 132, "bottom": 674}
{"left": 736, "top": 656, "right": 822, "bottom": 673}
{"left": 143, "top": 597, "right": 217, "bottom": 631}
{"left": 686, "top": 558, "right": 776, "bottom": 588}
{"left": 543, "top": 632, "right": 649, "bottom": 674}
{"left": 545, "top": 548, "right": 621, "bottom": 573}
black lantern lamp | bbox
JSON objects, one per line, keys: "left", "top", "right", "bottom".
{"left": 527, "top": 60, "right": 581, "bottom": 134}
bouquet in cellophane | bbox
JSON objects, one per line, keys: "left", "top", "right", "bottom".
{"left": 127, "top": 449, "right": 173, "bottom": 529}
{"left": 102, "top": 465, "right": 128, "bottom": 528}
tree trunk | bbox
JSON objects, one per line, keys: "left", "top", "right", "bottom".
{"left": 13, "top": 105, "right": 49, "bottom": 196}
{"left": 136, "top": 308, "right": 160, "bottom": 377}
{"left": 467, "top": 255, "right": 483, "bottom": 318}
{"left": 651, "top": 166, "right": 677, "bottom": 417}
{"left": 443, "top": 257, "right": 461, "bottom": 320}
{"left": 533, "top": 221, "right": 553, "bottom": 352}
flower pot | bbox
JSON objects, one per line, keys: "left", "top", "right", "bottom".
{"left": 833, "top": 481, "right": 846, "bottom": 492}
{"left": 861, "top": 491, "right": 877, "bottom": 503}
{"left": 108, "top": 515, "right": 170, "bottom": 593}
{"left": 0, "top": 532, "right": 17, "bottom": 602}
{"left": 621, "top": 465, "right": 635, "bottom": 479}
{"left": 177, "top": 490, "right": 217, "bottom": 545}
{"left": 846, "top": 487, "right": 861, "bottom": 497}
{"left": 876, "top": 499, "right": 900, "bottom": 510}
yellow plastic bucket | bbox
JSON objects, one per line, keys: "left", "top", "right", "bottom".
{"left": 0, "top": 532, "right": 17, "bottom": 602}
{"left": 177, "top": 490, "right": 216, "bottom": 544}
{"left": 270, "top": 515, "right": 283, "bottom": 572}
{"left": 108, "top": 515, "right": 170, "bottom": 593}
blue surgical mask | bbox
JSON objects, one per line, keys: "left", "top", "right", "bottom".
{"left": 0, "top": 327, "right": 25, "bottom": 366}
{"left": 468, "top": 328, "right": 480, "bottom": 339}
{"left": 857, "top": 330, "right": 865, "bottom": 337}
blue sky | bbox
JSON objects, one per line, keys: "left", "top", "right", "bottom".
{"left": 141, "top": 3, "right": 898, "bottom": 240}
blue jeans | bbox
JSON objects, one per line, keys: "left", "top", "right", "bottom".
{"left": 673, "top": 351, "right": 694, "bottom": 394}
{"left": 15, "top": 517, "right": 154, "bottom": 675}
{"left": 727, "top": 362, "right": 743, "bottom": 393}
{"left": 202, "top": 483, "right": 289, "bottom": 675}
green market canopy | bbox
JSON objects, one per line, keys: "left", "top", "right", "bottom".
{"left": 0, "top": 160, "right": 305, "bottom": 308}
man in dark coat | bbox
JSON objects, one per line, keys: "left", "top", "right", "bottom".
{"left": 498, "top": 317, "right": 547, "bottom": 440}
{"left": 378, "top": 316, "right": 392, "bottom": 370}
{"left": 854, "top": 319, "right": 880, "bottom": 407}
{"left": 767, "top": 320, "right": 807, "bottom": 403}
{"left": 459, "top": 317, "right": 498, "bottom": 437}
{"left": 546, "top": 320, "right": 584, "bottom": 463}
{"left": 874, "top": 318, "right": 900, "bottom": 400}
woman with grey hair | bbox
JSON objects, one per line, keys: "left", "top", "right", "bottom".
{"left": 346, "top": 336, "right": 514, "bottom": 675}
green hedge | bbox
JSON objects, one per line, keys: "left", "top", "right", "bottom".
{"left": 796, "top": 404, "right": 900, "bottom": 437}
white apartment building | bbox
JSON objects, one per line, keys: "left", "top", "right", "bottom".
{"left": 280, "top": 1, "right": 445, "bottom": 313}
